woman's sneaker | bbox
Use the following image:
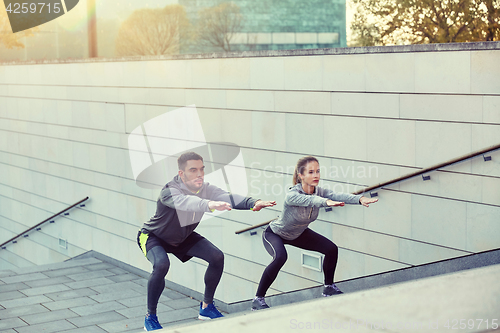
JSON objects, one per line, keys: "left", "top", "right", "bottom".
{"left": 322, "top": 283, "right": 343, "bottom": 296}
{"left": 144, "top": 313, "right": 162, "bottom": 331}
{"left": 251, "top": 296, "right": 270, "bottom": 310}
{"left": 199, "top": 302, "right": 224, "bottom": 320}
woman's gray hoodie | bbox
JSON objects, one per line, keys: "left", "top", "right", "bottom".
{"left": 269, "top": 184, "right": 362, "bottom": 240}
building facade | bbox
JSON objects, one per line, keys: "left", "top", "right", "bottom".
{"left": 180, "top": 0, "right": 347, "bottom": 53}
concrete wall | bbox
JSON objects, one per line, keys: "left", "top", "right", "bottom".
{"left": 0, "top": 42, "right": 499, "bottom": 304}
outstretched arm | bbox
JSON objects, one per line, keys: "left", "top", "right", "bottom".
{"left": 319, "top": 188, "right": 363, "bottom": 205}
{"left": 207, "top": 184, "right": 261, "bottom": 210}
{"left": 285, "top": 190, "right": 328, "bottom": 207}
{"left": 160, "top": 186, "right": 211, "bottom": 212}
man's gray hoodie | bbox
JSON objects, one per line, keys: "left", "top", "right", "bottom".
{"left": 269, "top": 183, "right": 362, "bottom": 240}
{"left": 141, "top": 175, "right": 258, "bottom": 246}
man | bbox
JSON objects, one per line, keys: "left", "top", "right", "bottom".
{"left": 137, "top": 151, "right": 276, "bottom": 331}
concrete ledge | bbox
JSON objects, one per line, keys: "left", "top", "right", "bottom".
{"left": 338, "top": 247, "right": 500, "bottom": 293}
{"left": 225, "top": 248, "right": 500, "bottom": 313}
{"left": 158, "top": 263, "right": 500, "bottom": 333}
{"left": 1, "top": 41, "right": 499, "bottom": 66}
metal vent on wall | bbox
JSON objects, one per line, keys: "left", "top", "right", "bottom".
{"left": 301, "top": 252, "right": 323, "bottom": 272}
{"left": 58, "top": 238, "right": 67, "bottom": 249}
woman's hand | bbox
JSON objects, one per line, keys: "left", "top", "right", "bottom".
{"left": 252, "top": 200, "right": 277, "bottom": 211}
{"left": 359, "top": 196, "right": 378, "bottom": 207}
{"left": 326, "top": 200, "right": 345, "bottom": 207}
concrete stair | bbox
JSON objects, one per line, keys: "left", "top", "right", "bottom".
{"left": 1, "top": 250, "right": 499, "bottom": 332}
{"left": 159, "top": 263, "right": 500, "bottom": 333}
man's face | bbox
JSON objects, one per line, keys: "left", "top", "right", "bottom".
{"left": 179, "top": 159, "right": 205, "bottom": 193}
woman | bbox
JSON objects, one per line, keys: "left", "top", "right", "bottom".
{"left": 252, "top": 156, "right": 378, "bottom": 310}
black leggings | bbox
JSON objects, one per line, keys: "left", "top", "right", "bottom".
{"left": 146, "top": 238, "right": 224, "bottom": 314}
{"left": 256, "top": 226, "right": 338, "bottom": 297}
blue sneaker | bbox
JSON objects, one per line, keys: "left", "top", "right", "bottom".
{"left": 198, "top": 302, "right": 224, "bottom": 320}
{"left": 144, "top": 313, "right": 162, "bottom": 331}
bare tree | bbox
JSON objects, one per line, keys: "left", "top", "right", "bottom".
{"left": 196, "top": 2, "right": 243, "bottom": 52}
{"left": 116, "top": 5, "right": 190, "bottom": 56}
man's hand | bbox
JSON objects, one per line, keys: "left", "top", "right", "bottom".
{"left": 326, "top": 200, "right": 345, "bottom": 207}
{"left": 252, "top": 200, "right": 277, "bottom": 211}
{"left": 360, "top": 196, "right": 378, "bottom": 207}
{"left": 208, "top": 201, "right": 232, "bottom": 211}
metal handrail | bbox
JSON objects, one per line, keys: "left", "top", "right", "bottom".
{"left": 351, "top": 143, "right": 500, "bottom": 195}
{"left": 235, "top": 143, "right": 500, "bottom": 235}
{"left": 0, "top": 197, "right": 90, "bottom": 249}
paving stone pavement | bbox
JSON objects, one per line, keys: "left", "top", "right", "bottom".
{"left": 2, "top": 257, "right": 499, "bottom": 333}
{"left": 0, "top": 257, "right": 214, "bottom": 333}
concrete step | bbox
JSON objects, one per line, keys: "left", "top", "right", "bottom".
{"left": 160, "top": 263, "right": 500, "bottom": 333}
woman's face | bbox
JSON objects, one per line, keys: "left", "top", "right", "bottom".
{"left": 300, "top": 161, "right": 320, "bottom": 187}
